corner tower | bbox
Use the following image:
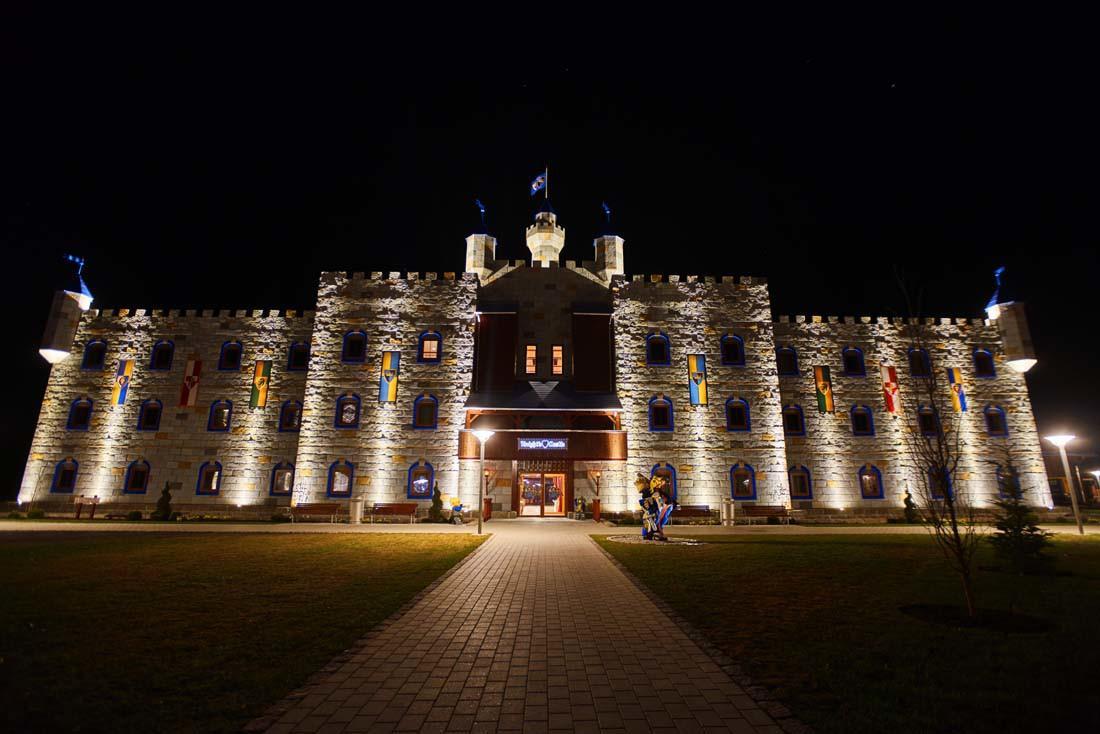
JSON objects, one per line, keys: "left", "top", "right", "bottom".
{"left": 525, "top": 203, "right": 565, "bottom": 267}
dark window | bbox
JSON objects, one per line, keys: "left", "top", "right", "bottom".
{"left": 842, "top": 347, "right": 865, "bottom": 376}
{"left": 124, "top": 460, "right": 150, "bottom": 494}
{"left": 413, "top": 394, "right": 439, "bottom": 430}
{"left": 851, "top": 406, "right": 874, "bottom": 436}
{"left": 730, "top": 464, "right": 756, "bottom": 500}
{"left": 150, "top": 340, "right": 174, "bottom": 371}
{"left": 407, "top": 462, "right": 434, "bottom": 499}
{"left": 327, "top": 460, "right": 354, "bottom": 497}
{"left": 984, "top": 405, "right": 1008, "bottom": 436}
{"left": 196, "top": 461, "right": 221, "bottom": 495}
{"left": 645, "top": 333, "right": 671, "bottom": 366}
{"left": 218, "top": 341, "right": 243, "bottom": 370}
{"left": 67, "top": 398, "right": 92, "bottom": 430}
{"left": 996, "top": 464, "right": 1020, "bottom": 499}
{"left": 137, "top": 399, "right": 162, "bottom": 431}
{"left": 859, "top": 464, "right": 884, "bottom": 499}
{"left": 342, "top": 331, "right": 367, "bottom": 363}
{"left": 973, "top": 349, "right": 996, "bottom": 378}
{"left": 207, "top": 400, "right": 233, "bottom": 432}
{"left": 279, "top": 401, "right": 302, "bottom": 432}
{"left": 908, "top": 348, "right": 931, "bottom": 377}
{"left": 51, "top": 458, "right": 78, "bottom": 493}
{"left": 572, "top": 314, "right": 612, "bottom": 392}
{"left": 270, "top": 462, "right": 294, "bottom": 496}
{"left": 418, "top": 332, "right": 442, "bottom": 363}
{"left": 929, "top": 468, "right": 952, "bottom": 500}
{"left": 789, "top": 466, "right": 813, "bottom": 499}
{"left": 648, "top": 396, "right": 674, "bottom": 431}
{"left": 288, "top": 342, "right": 310, "bottom": 371}
{"left": 725, "top": 398, "right": 750, "bottom": 432}
{"left": 334, "top": 394, "right": 361, "bottom": 429}
{"left": 776, "top": 347, "right": 799, "bottom": 376}
{"left": 81, "top": 340, "right": 107, "bottom": 370}
{"left": 917, "top": 406, "right": 939, "bottom": 436}
{"left": 474, "top": 313, "right": 518, "bottom": 390}
{"left": 720, "top": 334, "right": 745, "bottom": 366}
{"left": 782, "top": 405, "right": 805, "bottom": 435}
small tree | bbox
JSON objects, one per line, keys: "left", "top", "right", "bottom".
{"left": 151, "top": 482, "right": 173, "bottom": 520}
{"left": 989, "top": 455, "right": 1053, "bottom": 574}
{"left": 428, "top": 482, "right": 445, "bottom": 523}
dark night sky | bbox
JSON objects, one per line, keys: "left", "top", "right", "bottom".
{"left": 2, "top": 12, "right": 1097, "bottom": 498}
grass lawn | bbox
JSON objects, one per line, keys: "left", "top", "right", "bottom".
{"left": 597, "top": 533, "right": 1100, "bottom": 733}
{"left": 0, "top": 532, "right": 485, "bottom": 733}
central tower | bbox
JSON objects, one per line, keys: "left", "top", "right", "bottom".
{"left": 525, "top": 204, "right": 565, "bottom": 267}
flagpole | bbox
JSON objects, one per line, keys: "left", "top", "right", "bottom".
{"left": 545, "top": 167, "right": 549, "bottom": 200}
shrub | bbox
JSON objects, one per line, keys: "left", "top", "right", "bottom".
{"left": 7, "top": 511, "right": 24, "bottom": 519}
{"left": 766, "top": 515, "right": 780, "bottom": 525}
{"left": 151, "top": 482, "right": 173, "bottom": 520}
{"left": 428, "top": 483, "right": 446, "bottom": 523}
{"left": 26, "top": 509, "right": 46, "bottom": 519}
{"left": 127, "top": 510, "right": 143, "bottom": 521}
{"left": 989, "top": 480, "right": 1053, "bottom": 574}
{"left": 270, "top": 513, "right": 292, "bottom": 523}
{"left": 169, "top": 511, "right": 182, "bottom": 521}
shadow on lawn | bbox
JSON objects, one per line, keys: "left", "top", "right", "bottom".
{"left": 899, "top": 603, "right": 1053, "bottom": 633}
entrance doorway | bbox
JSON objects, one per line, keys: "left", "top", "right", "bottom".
{"left": 518, "top": 473, "right": 566, "bottom": 517}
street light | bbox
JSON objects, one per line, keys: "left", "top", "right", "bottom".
{"left": 471, "top": 430, "right": 495, "bottom": 535}
{"left": 1044, "top": 434, "right": 1084, "bottom": 535}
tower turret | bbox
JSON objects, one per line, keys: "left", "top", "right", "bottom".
{"left": 525, "top": 203, "right": 565, "bottom": 267}
{"left": 39, "top": 255, "right": 94, "bottom": 364}
{"left": 465, "top": 233, "right": 498, "bottom": 282}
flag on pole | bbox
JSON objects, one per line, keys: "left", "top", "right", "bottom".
{"left": 179, "top": 359, "right": 202, "bottom": 407}
{"left": 110, "top": 360, "right": 133, "bottom": 405}
{"left": 530, "top": 170, "right": 547, "bottom": 196}
{"left": 814, "top": 366, "right": 834, "bottom": 413}
{"left": 250, "top": 360, "right": 272, "bottom": 408}
{"left": 881, "top": 365, "right": 900, "bottom": 414}
{"left": 379, "top": 351, "right": 400, "bottom": 402}
{"left": 947, "top": 368, "right": 968, "bottom": 412}
{"left": 687, "top": 354, "right": 708, "bottom": 405}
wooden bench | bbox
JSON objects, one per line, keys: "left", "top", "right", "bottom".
{"left": 369, "top": 503, "right": 418, "bottom": 524}
{"left": 742, "top": 505, "right": 791, "bottom": 525}
{"left": 74, "top": 495, "right": 100, "bottom": 519}
{"left": 287, "top": 503, "right": 346, "bottom": 523}
{"left": 673, "top": 504, "right": 712, "bottom": 520}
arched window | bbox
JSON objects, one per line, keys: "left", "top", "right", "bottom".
{"left": 334, "top": 393, "right": 361, "bottom": 429}
{"left": 645, "top": 332, "right": 671, "bottom": 366}
{"left": 972, "top": 348, "right": 996, "bottom": 378}
{"left": 51, "top": 457, "right": 78, "bottom": 493}
{"left": 327, "top": 459, "right": 354, "bottom": 498}
{"left": 279, "top": 400, "right": 302, "bottom": 432}
{"left": 124, "top": 459, "right": 151, "bottom": 494}
{"left": 907, "top": 347, "right": 931, "bottom": 377}
{"left": 137, "top": 399, "right": 162, "bottom": 431}
{"left": 647, "top": 395, "right": 674, "bottom": 432}
{"left": 841, "top": 347, "right": 866, "bottom": 376}
{"left": 81, "top": 340, "right": 107, "bottom": 370}
{"left": 150, "top": 340, "right": 175, "bottom": 371}
{"left": 196, "top": 461, "right": 222, "bottom": 495}
{"left": 917, "top": 405, "right": 939, "bottom": 436}
{"left": 782, "top": 404, "right": 805, "bottom": 436}
{"left": 287, "top": 342, "right": 310, "bottom": 371}
{"left": 270, "top": 462, "right": 294, "bottom": 497}
{"left": 725, "top": 397, "right": 751, "bottom": 432}
{"left": 858, "top": 464, "right": 884, "bottom": 499}
{"left": 207, "top": 400, "right": 233, "bottom": 432}
{"left": 218, "top": 341, "right": 243, "bottom": 371}
{"left": 417, "top": 331, "right": 443, "bottom": 363}
{"left": 789, "top": 465, "right": 813, "bottom": 500}
{"left": 730, "top": 463, "right": 757, "bottom": 501}
{"left": 850, "top": 405, "right": 875, "bottom": 436}
{"left": 995, "top": 464, "right": 1020, "bottom": 499}
{"left": 776, "top": 346, "right": 799, "bottom": 376}
{"left": 412, "top": 394, "right": 439, "bottom": 430}
{"left": 720, "top": 334, "right": 745, "bottom": 366}
{"left": 341, "top": 330, "right": 367, "bottom": 363}
{"left": 407, "top": 460, "right": 434, "bottom": 500}
{"left": 650, "top": 463, "right": 678, "bottom": 501}
{"left": 984, "top": 405, "right": 1008, "bottom": 436}
{"left": 67, "top": 397, "right": 93, "bottom": 431}
{"left": 929, "top": 467, "right": 953, "bottom": 500}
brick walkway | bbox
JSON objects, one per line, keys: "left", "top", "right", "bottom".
{"left": 257, "top": 520, "right": 780, "bottom": 733}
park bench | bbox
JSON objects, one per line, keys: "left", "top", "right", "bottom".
{"left": 74, "top": 495, "right": 100, "bottom": 519}
{"left": 673, "top": 504, "right": 712, "bottom": 521}
{"left": 742, "top": 505, "right": 791, "bottom": 525}
{"left": 368, "top": 502, "right": 418, "bottom": 524}
{"left": 287, "top": 503, "right": 346, "bottom": 523}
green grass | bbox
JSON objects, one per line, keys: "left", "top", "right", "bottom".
{"left": 597, "top": 534, "right": 1100, "bottom": 733}
{"left": 0, "top": 532, "right": 486, "bottom": 733}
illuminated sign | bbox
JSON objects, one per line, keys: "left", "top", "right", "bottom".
{"left": 517, "top": 437, "right": 568, "bottom": 451}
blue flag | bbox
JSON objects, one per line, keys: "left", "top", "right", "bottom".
{"left": 530, "top": 172, "right": 547, "bottom": 196}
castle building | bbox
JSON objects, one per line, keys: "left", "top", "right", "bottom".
{"left": 19, "top": 204, "right": 1052, "bottom": 515}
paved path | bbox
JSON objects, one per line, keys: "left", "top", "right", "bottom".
{"left": 256, "top": 520, "right": 781, "bottom": 733}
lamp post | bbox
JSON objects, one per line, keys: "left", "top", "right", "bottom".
{"left": 472, "top": 430, "right": 495, "bottom": 535}
{"left": 1044, "top": 434, "right": 1083, "bottom": 535}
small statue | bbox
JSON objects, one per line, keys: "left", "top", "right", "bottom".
{"left": 635, "top": 473, "right": 674, "bottom": 541}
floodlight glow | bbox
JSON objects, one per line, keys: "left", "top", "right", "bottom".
{"left": 1006, "top": 358, "right": 1037, "bottom": 373}
{"left": 471, "top": 429, "right": 495, "bottom": 444}
{"left": 1043, "top": 434, "right": 1075, "bottom": 448}
{"left": 39, "top": 348, "right": 70, "bottom": 364}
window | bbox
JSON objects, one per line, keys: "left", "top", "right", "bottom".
{"left": 650, "top": 463, "right": 678, "bottom": 501}
{"left": 973, "top": 348, "right": 996, "bottom": 378}
{"left": 279, "top": 400, "right": 302, "bottom": 432}
{"left": 917, "top": 405, "right": 939, "bottom": 436}
{"left": 270, "top": 462, "right": 294, "bottom": 497}
{"left": 841, "top": 347, "right": 865, "bottom": 376}
{"left": 850, "top": 405, "right": 875, "bottom": 436}
{"left": 417, "top": 331, "right": 442, "bottom": 363}
{"left": 334, "top": 393, "right": 361, "bottom": 429}
{"left": 150, "top": 340, "right": 174, "bottom": 371}
{"left": 782, "top": 404, "right": 805, "bottom": 436}
{"left": 51, "top": 457, "right": 78, "bottom": 493}
{"left": 789, "top": 466, "right": 813, "bottom": 500}
{"left": 929, "top": 468, "right": 953, "bottom": 500}
{"left": 217, "top": 341, "right": 243, "bottom": 371}
{"left": 720, "top": 334, "right": 745, "bottom": 366}
{"left": 67, "top": 397, "right": 93, "bottom": 430}
{"left": 525, "top": 345, "right": 538, "bottom": 375}
{"left": 645, "top": 333, "right": 671, "bottom": 366}
{"left": 996, "top": 464, "right": 1020, "bottom": 499}
{"left": 124, "top": 460, "right": 150, "bottom": 494}
{"left": 81, "top": 340, "right": 107, "bottom": 370}
{"left": 858, "top": 464, "right": 884, "bottom": 499}
{"left": 196, "top": 461, "right": 222, "bottom": 495}
{"left": 412, "top": 394, "right": 439, "bottom": 430}
{"left": 730, "top": 463, "right": 757, "bottom": 500}
{"left": 648, "top": 395, "right": 674, "bottom": 432}
{"left": 327, "top": 459, "right": 354, "bottom": 498}
{"left": 984, "top": 405, "right": 1008, "bottom": 436}
{"left": 725, "top": 397, "right": 751, "bottom": 432}
{"left": 207, "top": 400, "right": 233, "bottom": 432}
{"left": 287, "top": 342, "right": 310, "bottom": 371}
{"left": 137, "top": 399, "right": 162, "bottom": 431}
{"left": 341, "top": 330, "right": 367, "bottom": 363}
{"left": 776, "top": 346, "right": 799, "bottom": 376}
{"left": 407, "top": 461, "right": 434, "bottom": 500}
{"left": 907, "top": 347, "right": 931, "bottom": 377}
{"left": 552, "top": 345, "right": 564, "bottom": 375}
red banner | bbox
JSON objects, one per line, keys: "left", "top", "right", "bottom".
{"left": 179, "top": 359, "right": 202, "bottom": 407}
{"left": 881, "top": 364, "right": 900, "bottom": 414}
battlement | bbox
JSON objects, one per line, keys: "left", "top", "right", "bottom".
{"left": 346, "top": 271, "right": 476, "bottom": 282}
{"left": 84, "top": 308, "right": 317, "bottom": 320}
{"left": 773, "top": 314, "right": 990, "bottom": 328}
{"left": 613, "top": 274, "right": 768, "bottom": 286}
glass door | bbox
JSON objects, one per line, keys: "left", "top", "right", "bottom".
{"left": 518, "top": 473, "right": 567, "bottom": 517}
{"left": 541, "top": 474, "right": 565, "bottom": 516}
{"left": 519, "top": 473, "right": 544, "bottom": 516}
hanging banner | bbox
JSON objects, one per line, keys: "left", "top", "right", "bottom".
{"left": 179, "top": 359, "right": 202, "bottom": 407}
{"left": 947, "top": 368, "right": 968, "bottom": 412}
{"left": 881, "top": 365, "right": 900, "bottom": 414}
{"left": 250, "top": 360, "right": 272, "bottom": 408}
{"left": 687, "top": 354, "right": 708, "bottom": 405}
{"left": 814, "top": 365, "right": 834, "bottom": 413}
{"left": 110, "top": 360, "right": 134, "bottom": 405}
{"left": 379, "top": 350, "right": 400, "bottom": 402}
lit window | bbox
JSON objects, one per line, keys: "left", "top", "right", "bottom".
{"left": 973, "top": 349, "right": 996, "bottom": 378}
{"left": 730, "top": 463, "right": 757, "bottom": 500}
{"left": 984, "top": 405, "right": 1008, "bottom": 436}
{"left": 841, "top": 347, "right": 865, "bottom": 376}
{"left": 327, "top": 460, "right": 354, "bottom": 497}
{"left": 851, "top": 405, "right": 874, "bottom": 436}
{"left": 124, "top": 460, "right": 150, "bottom": 494}
{"left": 648, "top": 395, "right": 674, "bottom": 432}
{"left": 412, "top": 394, "right": 439, "bottom": 430}
{"left": 342, "top": 330, "right": 368, "bottom": 363}
{"left": 525, "top": 345, "right": 538, "bottom": 375}
{"left": 789, "top": 466, "right": 812, "bottom": 500}
{"left": 650, "top": 463, "right": 678, "bottom": 501}
{"left": 552, "top": 345, "right": 564, "bottom": 375}
{"left": 51, "top": 457, "right": 79, "bottom": 493}
{"left": 858, "top": 464, "right": 884, "bottom": 499}
{"left": 270, "top": 462, "right": 294, "bottom": 496}
{"left": 137, "top": 399, "right": 162, "bottom": 431}
{"left": 782, "top": 405, "right": 805, "bottom": 436}
{"left": 67, "top": 397, "right": 93, "bottom": 431}
{"left": 725, "top": 398, "right": 750, "bottom": 432}
{"left": 150, "top": 340, "right": 175, "bottom": 371}
{"left": 776, "top": 347, "right": 798, "bottom": 376}
{"left": 917, "top": 406, "right": 939, "bottom": 436}
{"left": 908, "top": 348, "right": 931, "bottom": 377}
{"left": 645, "top": 333, "right": 671, "bottom": 366}
{"left": 720, "top": 334, "right": 745, "bottom": 366}
{"left": 279, "top": 401, "right": 302, "bottom": 432}
{"left": 196, "top": 461, "right": 222, "bottom": 495}
{"left": 287, "top": 342, "right": 310, "bottom": 371}
{"left": 207, "top": 400, "right": 233, "bottom": 432}
{"left": 218, "top": 341, "right": 243, "bottom": 371}
{"left": 81, "top": 340, "right": 107, "bottom": 370}
{"left": 407, "top": 461, "right": 434, "bottom": 500}
{"left": 418, "top": 332, "right": 442, "bottom": 363}
{"left": 334, "top": 393, "right": 361, "bottom": 429}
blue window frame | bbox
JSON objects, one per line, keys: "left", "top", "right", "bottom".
{"left": 645, "top": 332, "right": 671, "bottom": 366}
{"left": 789, "top": 465, "right": 813, "bottom": 500}
{"left": 279, "top": 400, "right": 302, "bottom": 432}
{"left": 417, "top": 331, "right": 443, "bottom": 363}
{"left": 137, "top": 399, "right": 163, "bottom": 431}
{"left": 776, "top": 346, "right": 799, "bottom": 376}
{"left": 929, "top": 468, "right": 953, "bottom": 500}
{"left": 207, "top": 400, "right": 233, "bottom": 432}
{"left": 270, "top": 462, "right": 294, "bottom": 497}
{"left": 858, "top": 464, "right": 885, "bottom": 499}
{"left": 907, "top": 347, "right": 931, "bottom": 377}
{"left": 995, "top": 464, "right": 1020, "bottom": 499}
{"left": 150, "top": 340, "right": 175, "bottom": 371}
{"left": 66, "top": 397, "right": 93, "bottom": 431}
{"left": 407, "top": 460, "right": 435, "bottom": 500}
{"left": 720, "top": 334, "right": 745, "bottom": 366}
{"left": 327, "top": 459, "right": 354, "bottom": 498}
{"left": 217, "top": 340, "right": 243, "bottom": 371}
{"left": 730, "top": 463, "right": 757, "bottom": 500}
{"left": 341, "top": 330, "right": 368, "bottom": 363}
{"left": 196, "top": 460, "right": 222, "bottom": 495}
{"left": 917, "top": 405, "right": 939, "bottom": 436}
{"left": 647, "top": 395, "right": 674, "bottom": 432}
{"left": 287, "top": 342, "right": 310, "bottom": 371}
{"left": 412, "top": 394, "right": 439, "bottom": 430}
{"left": 782, "top": 404, "right": 805, "bottom": 436}
{"left": 841, "top": 347, "right": 866, "bottom": 377}
{"left": 51, "top": 457, "right": 79, "bottom": 494}
{"left": 650, "top": 463, "right": 677, "bottom": 501}
{"left": 984, "top": 405, "right": 1009, "bottom": 436}
{"left": 850, "top": 405, "right": 875, "bottom": 436}
{"left": 725, "top": 397, "right": 751, "bottom": 432}
{"left": 123, "top": 459, "right": 151, "bottom": 494}
{"left": 334, "top": 393, "right": 361, "bottom": 429}
{"left": 972, "top": 348, "right": 996, "bottom": 378}
{"left": 81, "top": 339, "right": 107, "bottom": 370}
